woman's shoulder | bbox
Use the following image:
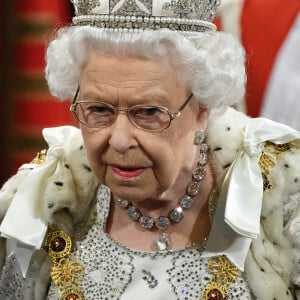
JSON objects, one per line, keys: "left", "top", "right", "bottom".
{"left": 207, "top": 107, "right": 300, "bottom": 184}
{"left": 206, "top": 107, "right": 249, "bottom": 182}
{"left": 0, "top": 126, "right": 100, "bottom": 235}
{"left": 207, "top": 108, "right": 300, "bottom": 298}
{"left": 207, "top": 107, "right": 300, "bottom": 234}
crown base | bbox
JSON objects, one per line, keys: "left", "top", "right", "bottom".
{"left": 72, "top": 15, "right": 216, "bottom": 33}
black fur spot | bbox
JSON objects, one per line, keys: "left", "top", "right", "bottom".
{"left": 214, "top": 146, "right": 222, "bottom": 151}
{"left": 226, "top": 127, "right": 231, "bottom": 131}
{"left": 260, "top": 268, "right": 265, "bottom": 272}
{"left": 284, "top": 164, "right": 289, "bottom": 168}
{"left": 48, "top": 203, "right": 54, "bottom": 209}
{"left": 83, "top": 164, "right": 92, "bottom": 172}
{"left": 65, "top": 164, "right": 70, "bottom": 169}
{"left": 54, "top": 181, "right": 64, "bottom": 186}
{"left": 223, "top": 163, "right": 231, "bottom": 169}
{"left": 294, "top": 178, "right": 298, "bottom": 183}
{"left": 80, "top": 145, "right": 84, "bottom": 150}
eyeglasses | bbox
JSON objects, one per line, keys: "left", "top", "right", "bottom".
{"left": 70, "top": 87, "right": 193, "bottom": 132}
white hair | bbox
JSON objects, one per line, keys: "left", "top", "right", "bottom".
{"left": 45, "top": 26, "right": 246, "bottom": 109}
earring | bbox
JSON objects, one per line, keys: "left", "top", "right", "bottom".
{"left": 191, "top": 131, "right": 208, "bottom": 183}
{"left": 194, "top": 131, "right": 205, "bottom": 145}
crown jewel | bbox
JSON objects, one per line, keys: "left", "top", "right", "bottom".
{"left": 71, "top": 0, "right": 220, "bottom": 34}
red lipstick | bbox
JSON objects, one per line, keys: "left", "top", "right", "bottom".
{"left": 110, "top": 165, "right": 146, "bottom": 179}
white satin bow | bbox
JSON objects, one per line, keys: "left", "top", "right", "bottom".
{"left": 204, "top": 117, "right": 300, "bottom": 271}
{"left": 225, "top": 117, "right": 300, "bottom": 239}
{"left": 0, "top": 126, "right": 81, "bottom": 277}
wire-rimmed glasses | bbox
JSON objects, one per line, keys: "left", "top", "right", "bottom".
{"left": 70, "top": 87, "right": 193, "bottom": 132}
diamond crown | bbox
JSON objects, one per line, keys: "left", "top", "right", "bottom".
{"left": 71, "top": 0, "right": 220, "bottom": 34}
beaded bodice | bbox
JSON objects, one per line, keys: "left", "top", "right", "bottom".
{"left": 45, "top": 185, "right": 251, "bottom": 300}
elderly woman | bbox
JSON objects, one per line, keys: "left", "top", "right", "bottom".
{"left": 0, "top": 0, "right": 300, "bottom": 299}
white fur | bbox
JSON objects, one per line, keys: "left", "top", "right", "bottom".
{"left": 42, "top": 137, "right": 99, "bottom": 233}
{"left": 206, "top": 107, "right": 249, "bottom": 183}
{"left": 0, "top": 168, "right": 31, "bottom": 222}
{"left": 206, "top": 107, "right": 300, "bottom": 298}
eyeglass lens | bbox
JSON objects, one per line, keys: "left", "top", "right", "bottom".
{"left": 75, "top": 102, "right": 171, "bottom": 131}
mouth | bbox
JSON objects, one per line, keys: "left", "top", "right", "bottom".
{"left": 110, "top": 165, "right": 147, "bottom": 179}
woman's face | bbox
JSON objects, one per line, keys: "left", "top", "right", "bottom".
{"left": 79, "top": 54, "right": 208, "bottom": 202}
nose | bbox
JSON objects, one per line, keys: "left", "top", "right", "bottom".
{"left": 108, "top": 113, "right": 139, "bottom": 153}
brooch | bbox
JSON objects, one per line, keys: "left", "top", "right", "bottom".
{"left": 201, "top": 255, "right": 240, "bottom": 300}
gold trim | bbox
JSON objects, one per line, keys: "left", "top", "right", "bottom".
{"left": 51, "top": 258, "right": 84, "bottom": 287}
{"left": 208, "top": 187, "right": 219, "bottom": 222}
{"left": 201, "top": 256, "right": 240, "bottom": 300}
{"left": 46, "top": 230, "right": 72, "bottom": 259}
{"left": 201, "top": 282, "right": 226, "bottom": 300}
{"left": 44, "top": 226, "right": 86, "bottom": 300}
{"left": 258, "top": 142, "right": 291, "bottom": 191}
{"left": 31, "top": 149, "right": 47, "bottom": 164}
{"left": 61, "top": 287, "right": 85, "bottom": 300}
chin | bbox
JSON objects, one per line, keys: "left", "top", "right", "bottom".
{"left": 109, "top": 184, "right": 158, "bottom": 202}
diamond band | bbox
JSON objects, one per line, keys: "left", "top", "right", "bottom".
{"left": 72, "top": 15, "right": 216, "bottom": 33}
{"left": 71, "top": 0, "right": 220, "bottom": 33}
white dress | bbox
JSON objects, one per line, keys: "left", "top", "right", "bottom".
{"left": 46, "top": 185, "right": 252, "bottom": 300}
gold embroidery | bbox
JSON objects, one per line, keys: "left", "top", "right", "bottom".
{"left": 51, "top": 258, "right": 84, "bottom": 287}
{"left": 264, "top": 141, "right": 291, "bottom": 158}
{"left": 44, "top": 226, "right": 85, "bottom": 300}
{"left": 60, "top": 288, "right": 85, "bottom": 300}
{"left": 258, "top": 142, "right": 291, "bottom": 191}
{"left": 31, "top": 149, "right": 47, "bottom": 164}
{"left": 201, "top": 256, "right": 240, "bottom": 300}
{"left": 208, "top": 187, "right": 219, "bottom": 222}
{"left": 259, "top": 152, "right": 275, "bottom": 176}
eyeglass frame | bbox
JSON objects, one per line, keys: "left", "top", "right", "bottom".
{"left": 70, "top": 86, "right": 194, "bottom": 132}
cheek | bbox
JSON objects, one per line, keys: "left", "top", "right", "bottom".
{"left": 151, "top": 132, "right": 194, "bottom": 186}
{"left": 81, "top": 128, "right": 107, "bottom": 180}
{"left": 152, "top": 149, "right": 175, "bottom": 186}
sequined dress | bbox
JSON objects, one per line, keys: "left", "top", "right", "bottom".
{"left": 0, "top": 185, "right": 252, "bottom": 299}
{"left": 47, "top": 185, "right": 251, "bottom": 300}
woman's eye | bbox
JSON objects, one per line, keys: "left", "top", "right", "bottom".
{"left": 94, "top": 106, "right": 109, "bottom": 113}
{"left": 145, "top": 108, "right": 160, "bottom": 116}
{"left": 86, "top": 104, "right": 114, "bottom": 115}
{"left": 136, "top": 107, "right": 163, "bottom": 117}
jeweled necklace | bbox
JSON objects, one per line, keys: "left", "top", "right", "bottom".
{"left": 116, "top": 131, "right": 208, "bottom": 251}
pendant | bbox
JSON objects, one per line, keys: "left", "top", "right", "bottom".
{"left": 154, "top": 232, "right": 170, "bottom": 251}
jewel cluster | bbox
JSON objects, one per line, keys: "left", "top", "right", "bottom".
{"left": 72, "top": 0, "right": 220, "bottom": 20}
{"left": 141, "top": 269, "right": 158, "bottom": 288}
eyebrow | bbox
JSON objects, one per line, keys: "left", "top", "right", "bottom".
{"left": 77, "top": 87, "right": 172, "bottom": 106}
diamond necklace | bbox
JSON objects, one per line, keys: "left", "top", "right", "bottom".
{"left": 116, "top": 131, "right": 208, "bottom": 251}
